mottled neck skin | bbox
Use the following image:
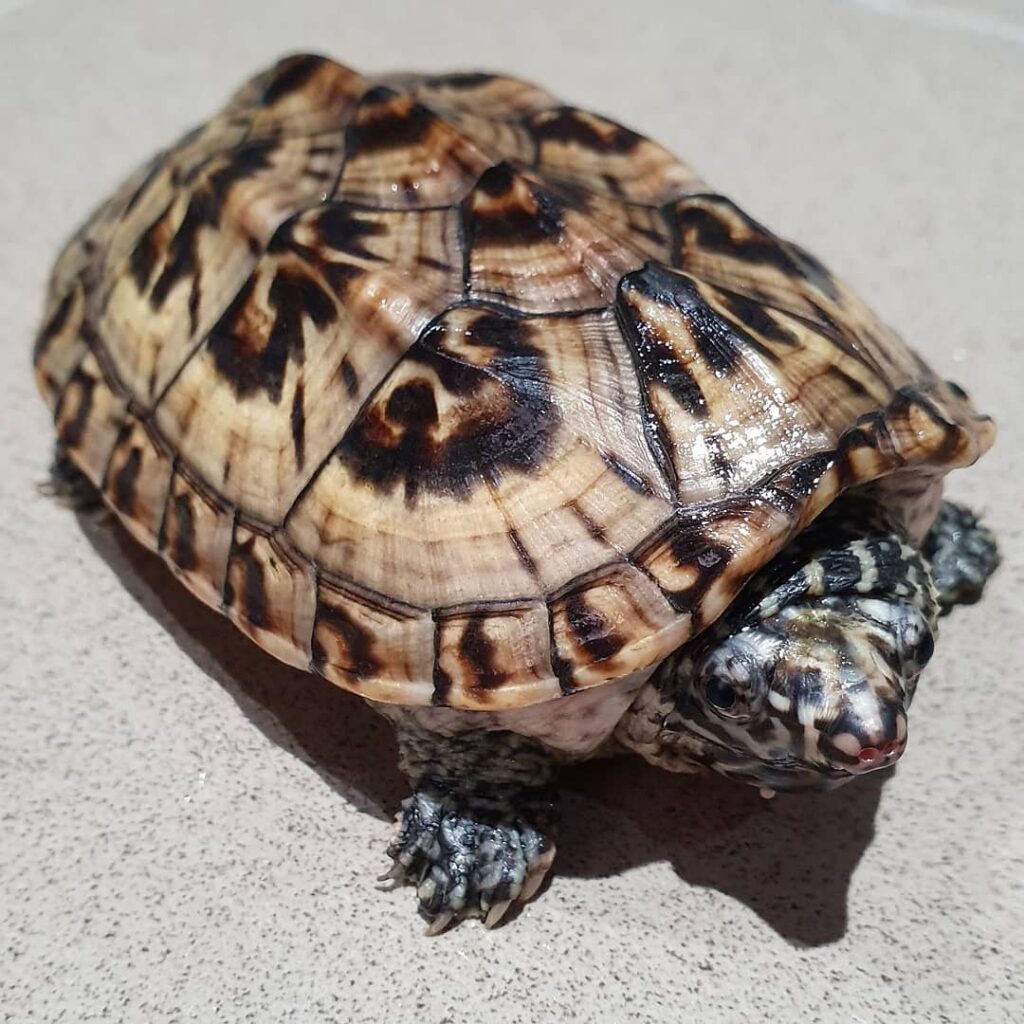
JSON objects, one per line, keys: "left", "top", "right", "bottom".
{"left": 617, "top": 496, "right": 939, "bottom": 792}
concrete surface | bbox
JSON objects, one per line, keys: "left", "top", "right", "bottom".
{"left": 1, "top": 1, "right": 1021, "bottom": 1021}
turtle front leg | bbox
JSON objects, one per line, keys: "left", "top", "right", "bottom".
{"left": 383, "top": 720, "right": 558, "bottom": 933}
{"left": 924, "top": 500, "right": 999, "bottom": 610}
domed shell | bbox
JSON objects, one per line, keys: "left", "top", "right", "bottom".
{"left": 34, "top": 54, "right": 994, "bottom": 711}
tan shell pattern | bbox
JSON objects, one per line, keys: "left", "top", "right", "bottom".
{"left": 34, "top": 54, "right": 994, "bottom": 710}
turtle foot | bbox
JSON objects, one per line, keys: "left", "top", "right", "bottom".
{"left": 384, "top": 781, "right": 557, "bottom": 933}
{"left": 924, "top": 501, "right": 999, "bottom": 610}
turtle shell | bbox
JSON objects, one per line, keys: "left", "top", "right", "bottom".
{"left": 34, "top": 54, "right": 994, "bottom": 711}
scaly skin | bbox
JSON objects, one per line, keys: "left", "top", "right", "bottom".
{"left": 382, "top": 720, "right": 557, "bottom": 933}
{"left": 616, "top": 498, "right": 997, "bottom": 794}
{"left": 923, "top": 501, "right": 1000, "bottom": 610}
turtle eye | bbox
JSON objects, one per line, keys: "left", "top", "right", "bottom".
{"left": 705, "top": 676, "right": 739, "bottom": 711}
{"left": 694, "top": 640, "right": 768, "bottom": 720}
{"left": 702, "top": 674, "right": 763, "bottom": 720}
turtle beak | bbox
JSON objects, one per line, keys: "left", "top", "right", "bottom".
{"left": 818, "top": 691, "right": 909, "bottom": 776}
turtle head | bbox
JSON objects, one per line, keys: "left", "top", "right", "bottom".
{"left": 617, "top": 537, "right": 938, "bottom": 793}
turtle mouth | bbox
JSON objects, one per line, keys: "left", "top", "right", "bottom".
{"left": 674, "top": 728, "right": 854, "bottom": 791}
{"left": 727, "top": 759, "right": 853, "bottom": 793}
{"left": 707, "top": 738, "right": 907, "bottom": 792}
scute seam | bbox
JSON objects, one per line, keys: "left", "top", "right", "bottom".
{"left": 34, "top": 58, "right": 996, "bottom": 712}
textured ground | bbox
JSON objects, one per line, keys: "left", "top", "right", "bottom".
{"left": 1, "top": 1, "right": 1021, "bottom": 1022}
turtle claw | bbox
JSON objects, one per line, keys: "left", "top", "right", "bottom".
{"left": 385, "top": 781, "right": 557, "bottom": 931}
{"left": 376, "top": 863, "right": 405, "bottom": 887}
{"left": 484, "top": 899, "right": 514, "bottom": 928}
{"left": 424, "top": 911, "right": 455, "bottom": 936}
{"left": 520, "top": 845, "right": 556, "bottom": 903}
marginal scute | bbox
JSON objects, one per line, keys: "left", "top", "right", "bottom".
{"left": 549, "top": 564, "right": 679, "bottom": 690}
{"left": 224, "top": 526, "right": 317, "bottom": 669}
{"left": 312, "top": 579, "right": 434, "bottom": 704}
{"left": 160, "top": 469, "right": 234, "bottom": 609}
{"left": 34, "top": 280, "right": 88, "bottom": 410}
{"left": 434, "top": 603, "right": 559, "bottom": 709}
{"left": 102, "top": 420, "right": 175, "bottom": 549}
{"left": 33, "top": 55, "right": 996, "bottom": 712}
{"left": 884, "top": 386, "right": 977, "bottom": 467}
{"left": 53, "top": 351, "right": 128, "bottom": 487}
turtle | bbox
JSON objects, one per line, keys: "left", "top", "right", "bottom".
{"left": 33, "top": 53, "right": 1000, "bottom": 932}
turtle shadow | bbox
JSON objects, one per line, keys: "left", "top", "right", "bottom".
{"left": 77, "top": 509, "right": 887, "bottom": 946}
{"left": 559, "top": 757, "right": 887, "bottom": 946}
{"left": 76, "top": 510, "right": 407, "bottom": 822}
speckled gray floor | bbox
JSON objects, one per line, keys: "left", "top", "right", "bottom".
{"left": 1, "top": 1, "right": 1022, "bottom": 1022}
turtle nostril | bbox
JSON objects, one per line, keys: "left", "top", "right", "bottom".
{"left": 857, "top": 746, "right": 884, "bottom": 769}
{"left": 849, "top": 739, "right": 905, "bottom": 773}
{"left": 826, "top": 723, "right": 908, "bottom": 774}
